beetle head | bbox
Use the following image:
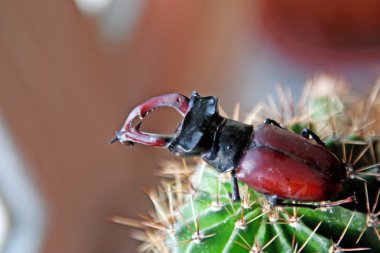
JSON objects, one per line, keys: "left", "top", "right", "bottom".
{"left": 111, "top": 91, "right": 222, "bottom": 156}
{"left": 168, "top": 91, "right": 222, "bottom": 156}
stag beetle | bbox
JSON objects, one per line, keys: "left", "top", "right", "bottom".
{"left": 111, "top": 92, "right": 348, "bottom": 207}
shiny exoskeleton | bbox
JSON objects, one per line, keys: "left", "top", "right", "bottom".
{"left": 111, "top": 92, "right": 347, "bottom": 206}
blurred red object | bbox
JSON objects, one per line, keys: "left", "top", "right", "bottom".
{"left": 260, "top": 0, "right": 380, "bottom": 62}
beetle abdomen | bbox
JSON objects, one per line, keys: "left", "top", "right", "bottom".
{"left": 236, "top": 124, "right": 345, "bottom": 201}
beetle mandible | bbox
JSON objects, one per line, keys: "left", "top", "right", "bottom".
{"left": 111, "top": 92, "right": 348, "bottom": 207}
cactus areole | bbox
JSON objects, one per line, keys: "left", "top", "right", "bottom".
{"left": 111, "top": 92, "right": 347, "bottom": 203}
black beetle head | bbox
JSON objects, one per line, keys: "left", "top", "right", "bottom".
{"left": 168, "top": 92, "right": 222, "bottom": 156}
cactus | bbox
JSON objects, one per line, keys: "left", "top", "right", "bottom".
{"left": 113, "top": 76, "right": 380, "bottom": 253}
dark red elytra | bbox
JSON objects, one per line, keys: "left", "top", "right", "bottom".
{"left": 236, "top": 123, "right": 345, "bottom": 201}
{"left": 111, "top": 92, "right": 347, "bottom": 205}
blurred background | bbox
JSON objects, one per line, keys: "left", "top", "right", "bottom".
{"left": 1, "top": 0, "right": 380, "bottom": 252}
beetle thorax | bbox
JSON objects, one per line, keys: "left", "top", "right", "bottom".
{"left": 168, "top": 92, "right": 253, "bottom": 173}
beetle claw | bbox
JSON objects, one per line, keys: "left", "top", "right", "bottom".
{"left": 109, "top": 135, "right": 119, "bottom": 144}
{"left": 113, "top": 93, "right": 189, "bottom": 147}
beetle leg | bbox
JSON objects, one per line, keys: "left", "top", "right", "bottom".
{"left": 111, "top": 93, "right": 189, "bottom": 147}
{"left": 265, "top": 119, "right": 327, "bottom": 147}
{"left": 264, "top": 118, "right": 282, "bottom": 128}
{"left": 301, "top": 128, "right": 326, "bottom": 147}
{"left": 230, "top": 170, "right": 241, "bottom": 202}
{"left": 265, "top": 195, "right": 355, "bottom": 209}
{"left": 266, "top": 196, "right": 321, "bottom": 209}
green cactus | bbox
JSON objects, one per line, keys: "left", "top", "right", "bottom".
{"left": 114, "top": 76, "right": 380, "bottom": 253}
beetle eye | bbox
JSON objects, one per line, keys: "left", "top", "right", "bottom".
{"left": 205, "top": 97, "right": 217, "bottom": 115}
